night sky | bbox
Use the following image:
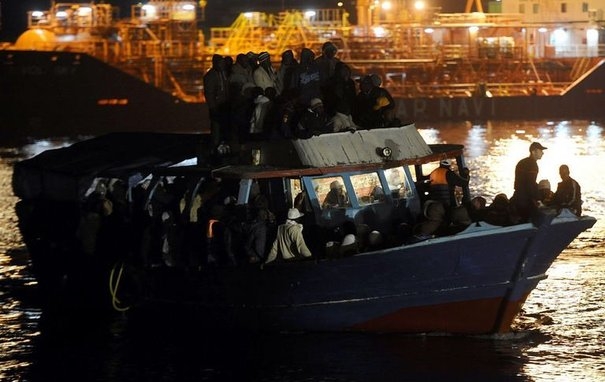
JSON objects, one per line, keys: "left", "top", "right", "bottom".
{"left": 0, "top": 0, "right": 470, "bottom": 42}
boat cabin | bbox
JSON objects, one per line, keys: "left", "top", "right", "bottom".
{"left": 131, "top": 125, "right": 471, "bottom": 254}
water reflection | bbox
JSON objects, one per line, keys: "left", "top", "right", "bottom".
{"left": 0, "top": 120, "right": 604, "bottom": 381}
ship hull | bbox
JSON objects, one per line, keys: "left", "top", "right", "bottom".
{"left": 396, "top": 60, "right": 605, "bottom": 123}
{"left": 0, "top": 50, "right": 208, "bottom": 138}
{"left": 143, "top": 217, "right": 595, "bottom": 334}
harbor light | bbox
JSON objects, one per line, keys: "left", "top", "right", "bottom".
{"left": 552, "top": 28, "right": 569, "bottom": 45}
{"left": 372, "top": 26, "right": 387, "bottom": 37}
{"left": 141, "top": 4, "right": 157, "bottom": 19}
{"left": 304, "top": 10, "right": 317, "bottom": 18}
{"left": 77, "top": 7, "right": 92, "bottom": 16}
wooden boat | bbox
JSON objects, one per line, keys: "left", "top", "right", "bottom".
{"left": 12, "top": 125, "right": 596, "bottom": 333}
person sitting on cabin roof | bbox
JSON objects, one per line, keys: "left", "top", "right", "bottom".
{"left": 293, "top": 48, "right": 321, "bottom": 109}
{"left": 295, "top": 98, "right": 328, "bottom": 138}
{"left": 322, "top": 181, "right": 350, "bottom": 209}
{"left": 325, "top": 62, "right": 358, "bottom": 132}
{"left": 264, "top": 208, "right": 312, "bottom": 265}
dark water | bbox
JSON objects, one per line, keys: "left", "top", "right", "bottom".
{"left": 1, "top": 120, "right": 604, "bottom": 381}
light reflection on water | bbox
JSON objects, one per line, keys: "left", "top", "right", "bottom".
{"left": 0, "top": 120, "right": 603, "bottom": 381}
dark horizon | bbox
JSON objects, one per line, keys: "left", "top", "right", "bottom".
{"left": 0, "top": 0, "right": 476, "bottom": 42}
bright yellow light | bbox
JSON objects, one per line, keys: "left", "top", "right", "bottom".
{"left": 414, "top": 1, "right": 425, "bottom": 10}
{"left": 182, "top": 4, "right": 195, "bottom": 11}
{"left": 244, "top": 12, "right": 254, "bottom": 18}
{"left": 32, "top": 11, "right": 44, "bottom": 18}
{"left": 304, "top": 10, "right": 317, "bottom": 18}
{"left": 424, "top": 28, "right": 434, "bottom": 33}
{"left": 337, "top": 1, "right": 344, "bottom": 7}
{"left": 381, "top": 1, "right": 392, "bottom": 11}
{"left": 55, "top": 11, "right": 68, "bottom": 19}
{"left": 469, "top": 26, "right": 479, "bottom": 33}
{"left": 538, "top": 27, "right": 547, "bottom": 33}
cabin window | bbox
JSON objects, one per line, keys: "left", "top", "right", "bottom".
{"left": 312, "top": 176, "right": 351, "bottom": 209}
{"left": 288, "top": 178, "right": 303, "bottom": 206}
{"left": 288, "top": 178, "right": 313, "bottom": 214}
{"left": 532, "top": 3, "right": 539, "bottom": 13}
{"left": 519, "top": 3, "right": 525, "bottom": 13}
{"left": 350, "top": 172, "right": 384, "bottom": 205}
{"left": 385, "top": 167, "right": 413, "bottom": 199}
{"left": 561, "top": 2, "right": 567, "bottom": 13}
{"left": 582, "top": 2, "right": 589, "bottom": 12}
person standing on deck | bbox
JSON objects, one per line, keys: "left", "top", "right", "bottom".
{"left": 428, "top": 159, "right": 470, "bottom": 208}
{"left": 253, "top": 52, "right": 282, "bottom": 96}
{"left": 512, "top": 141, "right": 547, "bottom": 221}
{"left": 203, "top": 54, "right": 230, "bottom": 151}
{"left": 264, "top": 208, "right": 312, "bottom": 265}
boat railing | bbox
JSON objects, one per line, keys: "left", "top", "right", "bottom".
{"left": 548, "top": 44, "right": 605, "bottom": 58}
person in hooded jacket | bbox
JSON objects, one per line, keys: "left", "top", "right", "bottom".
{"left": 325, "top": 62, "right": 358, "bottom": 132}
{"left": 293, "top": 48, "right": 321, "bottom": 110}
{"left": 278, "top": 49, "right": 299, "bottom": 101}
{"left": 203, "top": 54, "right": 230, "bottom": 149}
{"left": 315, "top": 42, "right": 341, "bottom": 97}
{"left": 296, "top": 98, "right": 328, "bottom": 138}
{"left": 253, "top": 52, "right": 282, "bottom": 95}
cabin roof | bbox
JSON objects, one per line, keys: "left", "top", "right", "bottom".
{"left": 12, "top": 132, "right": 202, "bottom": 201}
{"left": 292, "top": 125, "right": 432, "bottom": 166}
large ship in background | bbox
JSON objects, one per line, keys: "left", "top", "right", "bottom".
{"left": 1, "top": 0, "right": 605, "bottom": 138}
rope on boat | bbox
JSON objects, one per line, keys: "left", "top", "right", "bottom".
{"left": 109, "top": 261, "right": 130, "bottom": 312}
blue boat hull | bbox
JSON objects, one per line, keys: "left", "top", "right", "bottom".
{"left": 146, "top": 215, "right": 595, "bottom": 334}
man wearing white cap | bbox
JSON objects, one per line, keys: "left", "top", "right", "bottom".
{"left": 512, "top": 141, "right": 547, "bottom": 221}
{"left": 264, "top": 208, "right": 312, "bottom": 264}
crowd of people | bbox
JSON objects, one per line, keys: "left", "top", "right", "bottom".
{"left": 203, "top": 42, "right": 400, "bottom": 152}
{"left": 413, "top": 141, "right": 583, "bottom": 240}
{"left": 71, "top": 140, "right": 583, "bottom": 270}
